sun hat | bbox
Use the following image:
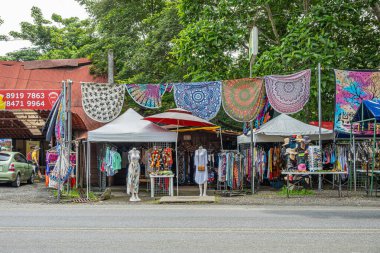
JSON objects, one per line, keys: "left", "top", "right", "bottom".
{"left": 283, "top": 138, "right": 290, "bottom": 146}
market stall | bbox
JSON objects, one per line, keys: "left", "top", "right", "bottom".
{"left": 237, "top": 114, "right": 335, "bottom": 191}
{"left": 86, "top": 108, "right": 177, "bottom": 200}
{"left": 351, "top": 100, "right": 380, "bottom": 196}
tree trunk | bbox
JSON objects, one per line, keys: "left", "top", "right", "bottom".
{"left": 264, "top": 4, "right": 280, "bottom": 44}
{"left": 303, "top": 0, "right": 310, "bottom": 14}
{"left": 372, "top": 3, "right": 380, "bottom": 23}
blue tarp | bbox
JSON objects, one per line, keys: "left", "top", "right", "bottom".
{"left": 352, "top": 100, "right": 380, "bottom": 122}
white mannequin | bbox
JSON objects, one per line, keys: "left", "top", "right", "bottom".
{"left": 127, "top": 147, "right": 141, "bottom": 202}
{"left": 194, "top": 145, "right": 208, "bottom": 197}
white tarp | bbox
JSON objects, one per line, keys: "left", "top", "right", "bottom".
{"left": 238, "top": 114, "right": 334, "bottom": 144}
{"left": 88, "top": 108, "right": 177, "bottom": 142}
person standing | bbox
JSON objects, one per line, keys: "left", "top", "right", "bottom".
{"left": 32, "top": 146, "right": 43, "bottom": 181}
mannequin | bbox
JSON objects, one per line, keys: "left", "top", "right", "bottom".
{"left": 194, "top": 145, "right": 208, "bottom": 196}
{"left": 127, "top": 147, "right": 141, "bottom": 202}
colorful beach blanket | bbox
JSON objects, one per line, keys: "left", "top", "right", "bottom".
{"left": 334, "top": 70, "right": 380, "bottom": 134}
{"left": 174, "top": 81, "right": 221, "bottom": 120}
{"left": 81, "top": 82, "right": 125, "bottom": 123}
{"left": 125, "top": 83, "right": 167, "bottom": 109}
{"left": 222, "top": 78, "right": 266, "bottom": 122}
{"left": 264, "top": 69, "right": 311, "bottom": 114}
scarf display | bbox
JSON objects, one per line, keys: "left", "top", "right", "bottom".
{"left": 174, "top": 81, "right": 221, "bottom": 120}
{"left": 242, "top": 99, "right": 274, "bottom": 135}
{"left": 55, "top": 97, "right": 65, "bottom": 140}
{"left": 222, "top": 78, "right": 266, "bottom": 122}
{"left": 264, "top": 69, "right": 311, "bottom": 114}
{"left": 125, "top": 83, "right": 167, "bottom": 109}
{"left": 81, "top": 82, "right": 125, "bottom": 123}
{"left": 334, "top": 70, "right": 380, "bottom": 134}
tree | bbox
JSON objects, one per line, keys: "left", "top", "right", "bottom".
{"left": 8, "top": 6, "right": 96, "bottom": 60}
{"left": 253, "top": 0, "right": 380, "bottom": 121}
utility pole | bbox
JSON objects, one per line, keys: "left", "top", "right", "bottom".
{"left": 249, "top": 26, "right": 258, "bottom": 194}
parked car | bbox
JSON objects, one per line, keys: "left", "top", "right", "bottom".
{"left": 0, "top": 152, "right": 35, "bottom": 187}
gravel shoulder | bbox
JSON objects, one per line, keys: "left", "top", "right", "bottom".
{"left": 0, "top": 182, "right": 379, "bottom": 207}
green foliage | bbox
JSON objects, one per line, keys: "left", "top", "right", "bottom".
{"left": 3, "top": 0, "right": 379, "bottom": 129}
{"left": 7, "top": 6, "right": 96, "bottom": 60}
{"left": 253, "top": 0, "right": 380, "bottom": 122}
{"left": 0, "top": 48, "right": 42, "bottom": 61}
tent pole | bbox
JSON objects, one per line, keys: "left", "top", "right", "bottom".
{"left": 176, "top": 122, "right": 179, "bottom": 196}
{"left": 371, "top": 119, "right": 376, "bottom": 196}
{"left": 86, "top": 141, "right": 90, "bottom": 199}
{"left": 318, "top": 62, "right": 322, "bottom": 192}
{"left": 250, "top": 121, "right": 255, "bottom": 194}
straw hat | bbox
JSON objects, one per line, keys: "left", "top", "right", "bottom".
{"left": 295, "top": 134, "right": 303, "bottom": 142}
{"left": 282, "top": 138, "right": 290, "bottom": 146}
{"left": 286, "top": 148, "right": 298, "bottom": 160}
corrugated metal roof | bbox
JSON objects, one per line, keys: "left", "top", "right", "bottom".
{"left": 0, "top": 59, "right": 107, "bottom": 137}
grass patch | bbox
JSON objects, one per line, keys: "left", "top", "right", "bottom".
{"left": 278, "top": 186, "right": 314, "bottom": 196}
{"left": 53, "top": 188, "right": 98, "bottom": 201}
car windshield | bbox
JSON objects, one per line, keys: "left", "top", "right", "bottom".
{"left": 0, "top": 153, "right": 11, "bottom": 161}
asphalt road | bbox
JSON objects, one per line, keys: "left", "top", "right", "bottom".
{"left": 0, "top": 204, "right": 379, "bottom": 253}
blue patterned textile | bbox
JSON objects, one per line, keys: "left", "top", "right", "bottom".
{"left": 174, "top": 81, "right": 221, "bottom": 120}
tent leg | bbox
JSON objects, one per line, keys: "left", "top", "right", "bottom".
{"left": 176, "top": 124, "right": 179, "bottom": 196}
{"left": 87, "top": 141, "right": 91, "bottom": 199}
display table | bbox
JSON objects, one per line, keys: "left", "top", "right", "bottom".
{"left": 281, "top": 171, "right": 348, "bottom": 198}
{"left": 149, "top": 174, "right": 174, "bottom": 198}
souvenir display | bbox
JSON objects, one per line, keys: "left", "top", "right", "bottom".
{"left": 307, "top": 146, "right": 322, "bottom": 172}
{"left": 282, "top": 134, "right": 312, "bottom": 172}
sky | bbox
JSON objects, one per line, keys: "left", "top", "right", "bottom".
{"left": 0, "top": 0, "right": 89, "bottom": 56}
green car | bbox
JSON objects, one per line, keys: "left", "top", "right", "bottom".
{"left": 0, "top": 152, "right": 35, "bottom": 187}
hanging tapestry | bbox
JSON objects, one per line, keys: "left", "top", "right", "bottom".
{"left": 334, "top": 69, "right": 380, "bottom": 135}
{"left": 254, "top": 98, "right": 274, "bottom": 129}
{"left": 165, "top": 83, "right": 174, "bottom": 93}
{"left": 222, "top": 78, "right": 266, "bottom": 122}
{"left": 264, "top": 69, "right": 311, "bottom": 114}
{"left": 242, "top": 98, "right": 274, "bottom": 135}
{"left": 174, "top": 81, "right": 221, "bottom": 120}
{"left": 55, "top": 96, "right": 65, "bottom": 140}
{"left": 81, "top": 82, "right": 125, "bottom": 123}
{"left": 125, "top": 83, "right": 167, "bottom": 109}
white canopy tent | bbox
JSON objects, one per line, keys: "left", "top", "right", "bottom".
{"left": 88, "top": 108, "right": 177, "bottom": 142}
{"left": 85, "top": 108, "right": 177, "bottom": 198}
{"left": 238, "top": 114, "right": 334, "bottom": 144}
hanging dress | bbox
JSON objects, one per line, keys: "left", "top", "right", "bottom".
{"left": 194, "top": 148, "right": 208, "bottom": 184}
{"left": 127, "top": 149, "right": 140, "bottom": 195}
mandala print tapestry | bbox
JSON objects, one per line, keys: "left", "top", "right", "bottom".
{"left": 222, "top": 78, "right": 266, "bottom": 122}
{"left": 264, "top": 69, "right": 311, "bottom": 114}
{"left": 174, "top": 81, "right": 221, "bottom": 120}
{"left": 334, "top": 70, "right": 380, "bottom": 135}
{"left": 81, "top": 82, "right": 125, "bottom": 123}
{"left": 125, "top": 84, "right": 167, "bottom": 109}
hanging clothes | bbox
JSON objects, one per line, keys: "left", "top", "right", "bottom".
{"left": 127, "top": 148, "right": 140, "bottom": 195}
{"left": 194, "top": 148, "right": 208, "bottom": 184}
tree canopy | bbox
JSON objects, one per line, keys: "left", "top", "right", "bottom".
{"left": 0, "top": 0, "right": 379, "bottom": 129}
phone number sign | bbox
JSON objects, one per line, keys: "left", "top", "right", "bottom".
{"left": 0, "top": 89, "right": 61, "bottom": 110}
